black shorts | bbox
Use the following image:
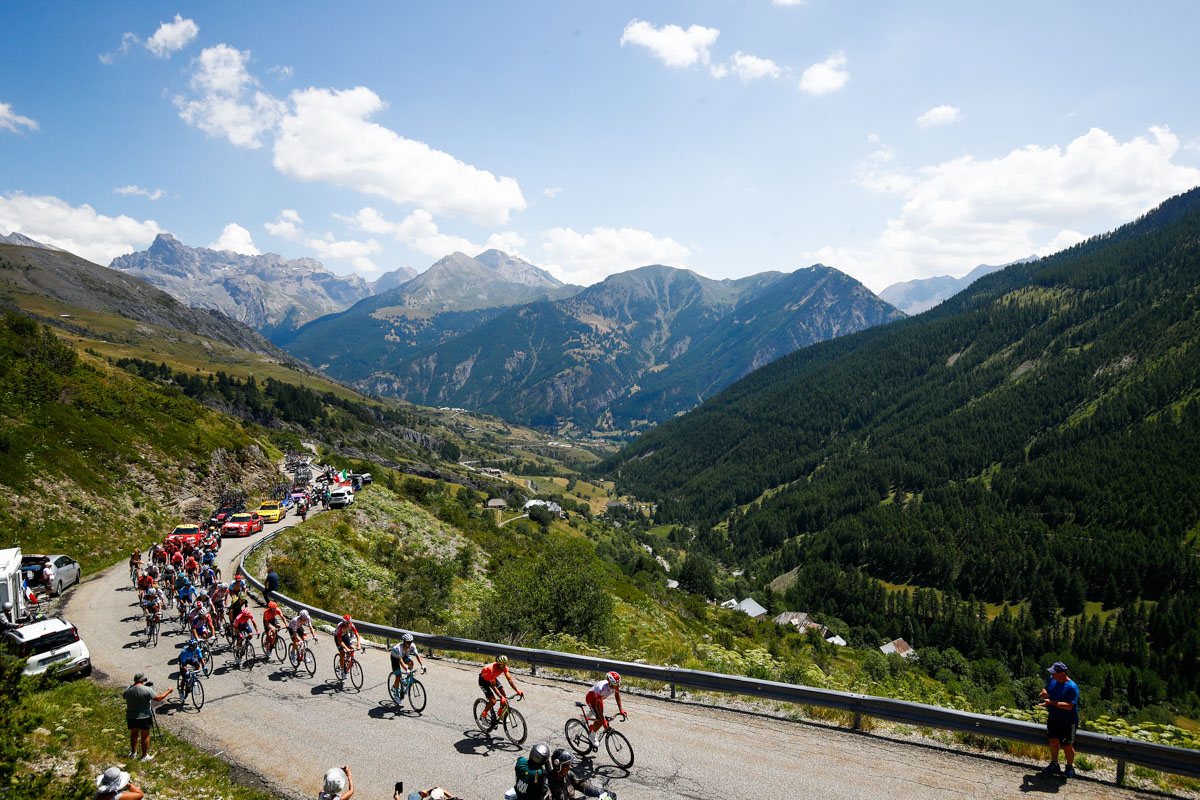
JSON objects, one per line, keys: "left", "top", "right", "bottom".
{"left": 391, "top": 655, "right": 405, "bottom": 674}
{"left": 479, "top": 674, "right": 502, "bottom": 701}
{"left": 338, "top": 632, "right": 353, "bottom": 648}
{"left": 127, "top": 717, "right": 152, "bottom": 731}
{"left": 1047, "top": 719, "right": 1076, "bottom": 745}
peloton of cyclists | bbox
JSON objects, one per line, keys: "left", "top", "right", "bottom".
{"left": 478, "top": 655, "right": 523, "bottom": 725}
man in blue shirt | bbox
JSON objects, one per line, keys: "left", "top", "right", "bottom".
{"left": 1039, "top": 661, "right": 1080, "bottom": 777}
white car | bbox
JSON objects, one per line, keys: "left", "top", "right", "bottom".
{"left": 2, "top": 617, "right": 92, "bottom": 677}
{"left": 20, "top": 554, "right": 82, "bottom": 597}
{"left": 328, "top": 487, "right": 355, "bottom": 508}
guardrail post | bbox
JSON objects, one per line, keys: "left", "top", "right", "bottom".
{"left": 853, "top": 712, "right": 863, "bottom": 731}
{"left": 1116, "top": 759, "right": 1126, "bottom": 786}
{"left": 671, "top": 683, "right": 676, "bottom": 699}
{"left": 530, "top": 662, "right": 536, "bottom": 677}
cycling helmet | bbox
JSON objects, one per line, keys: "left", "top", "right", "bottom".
{"left": 497, "top": 654, "right": 509, "bottom": 666}
{"left": 268, "top": 601, "right": 277, "bottom": 609}
{"left": 551, "top": 748, "right": 574, "bottom": 770}
{"left": 322, "top": 767, "right": 347, "bottom": 795}
{"left": 401, "top": 633, "right": 413, "bottom": 643}
{"left": 528, "top": 743, "right": 550, "bottom": 769}
{"left": 342, "top": 614, "right": 351, "bottom": 621}
{"left": 195, "top": 600, "right": 204, "bottom": 607}
{"left": 187, "top": 638, "right": 199, "bottom": 646}
{"left": 607, "top": 670, "right": 621, "bottom": 687}
{"left": 197, "top": 589, "right": 208, "bottom": 597}
{"left": 298, "top": 609, "right": 310, "bottom": 619}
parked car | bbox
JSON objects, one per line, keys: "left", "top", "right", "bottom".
{"left": 2, "top": 617, "right": 91, "bottom": 676}
{"left": 256, "top": 502, "right": 285, "bottom": 524}
{"left": 164, "top": 524, "right": 204, "bottom": 547}
{"left": 19, "top": 554, "right": 81, "bottom": 597}
{"left": 328, "top": 487, "right": 355, "bottom": 508}
{"left": 208, "top": 504, "right": 245, "bottom": 527}
{"left": 352, "top": 472, "right": 372, "bottom": 485}
{"left": 221, "top": 512, "right": 264, "bottom": 537}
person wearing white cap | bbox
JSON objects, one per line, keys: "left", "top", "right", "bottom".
{"left": 318, "top": 765, "right": 354, "bottom": 800}
{"left": 93, "top": 766, "right": 143, "bottom": 800}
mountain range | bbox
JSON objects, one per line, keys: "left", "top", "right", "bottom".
{"left": 359, "top": 263, "right": 903, "bottom": 432}
{"left": 878, "top": 257, "right": 1035, "bottom": 315}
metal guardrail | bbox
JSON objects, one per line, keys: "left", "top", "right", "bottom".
{"left": 240, "top": 527, "right": 1200, "bottom": 785}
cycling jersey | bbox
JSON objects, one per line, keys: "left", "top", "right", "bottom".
{"left": 288, "top": 615, "right": 310, "bottom": 632}
{"left": 171, "top": 552, "right": 184, "bottom": 564}
{"left": 481, "top": 662, "right": 509, "bottom": 682}
{"left": 263, "top": 607, "right": 285, "bottom": 625}
{"left": 179, "top": 646, "right": 203, "bottom": 666}
{"left": 178, "top": 585, "right": 197, "bottom": 603}
{"left": 233, "top": 608, "right": 254, "bottom": 627}
{"left": 137, "top": 575, "right": 154, "bottom": 589}
{"left": 390, "top": 641, "right": 419, "bottom": 659}
{"left": 334, "top": 620, "right": 357, "bottom": 639}
{"left": 589, "top": 679, "right": 617, "bottom": 700}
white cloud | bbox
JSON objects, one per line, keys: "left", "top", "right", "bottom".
{"left": 726, "top": 51, "right": 782, "bottom": 82}
{"left": 540, "top": 226, "right": 691, "bottom": 285}
{"left": 543, "top": 187, "right": 562, "bottom": 199}
{"left": 798, "top": 51, "right": 849, "bottom": 96}
{"left": 0, "top": 191, "right": 161, "bottom": 264}
{"left": 0, "top": 102, "right": 38, "bottom": 134}
{"left": 352, "top": 256, "right": 380, "bottom": 274}
{"left": 339, "top": 206, "right": 485, "bottom": 258}
{"left": 264, "top": 209, "right": 381, "bottom": 262}
{"left": 916, "top": 104, "right": 962, "bottom": 128}
{"left": 99, "top": 32, "right": 139, "bottom": 65}
{"left": 485, "top": 231, "right": 528, "bottom": 255}
{"left": 825, "top": 126, "right": 1200, "bottom": 290}
{"left": 620, "top": 19, "right": 720, "bottom": 69}
{"left": 174, "top": 44, "right": 286, "bottom": 148}
{"left": 268, "top": 65, "right": 294, "bottom": 80}
{"left": 273, "top": 87, "right": 525, "bottom": 225}
{"left": 209, "top": 222, "right": 259, "bottom": 255}
{"left": 114, "top": 185, "right": 165, "bottom": 201}
{"left": 146, "top": 14, "right": 198, "bottom": 58}
{"left": 773, "top": 0, "right": 808, "bottom": 5}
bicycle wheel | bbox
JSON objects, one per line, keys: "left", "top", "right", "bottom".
{"left": 272, "top": 634, "right": 286, "bottom": 663}
{"left": 242, "top": 642, "right": 256, "bottom": 670}
{"left": 201, "top": 643, "right": 213, "bottom": 676}
{"left": 191, "top": 678, "right": 205, "bottom": 711}
{"left": 150, "top": 623, "right": 159, "bottom": 648}
{"left": 473, "top": 698, "right": 493, "bottom": 733}
{"left": 605, "top": 729, "right": 634, "bottom": 769}
{"left": 564, "top": 718, "right": 592, "bottom": 756}
{"left": 259, "top": 630, "right": 271, "bottom": 655}
{"left": 288, "top": 642, "right": 300, "bottom": 668}
{"left": 503, "top": 706, "right": 527, "bottom": 745}
{"left": 302, "top": 647, "right": 315, "bottom": 677}
{"left": 333, "top": 656, "right": 346, "bottom": 682}
{"left": 385, "top": 676, "right": 402, "bottom": 706}
{"left": 348, "top": 659, "right": 363, "bottom": 690}
{"left": 407, "top": 679, "right": 427, "bottom": 712}
{"left": 177, "top": 672, "right": 187, "bottom": 698}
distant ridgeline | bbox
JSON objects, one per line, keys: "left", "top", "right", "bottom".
{"left": 608, "top": 187, "right": 1200, "bottom": 707}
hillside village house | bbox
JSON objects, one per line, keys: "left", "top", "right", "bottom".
{"left": 722, "top": 597, "right": 769, "bottom": 619}
{"left": 880, "top": 638, "right": 916, "bottom": 659}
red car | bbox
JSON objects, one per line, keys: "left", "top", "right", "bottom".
{"left": 221, "top": 513, "right": 264, "bottom": 537}
{"left": 165, "top": 524, "right": 204, "bottom": 547}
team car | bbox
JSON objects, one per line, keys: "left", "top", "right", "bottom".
{"left": 221, "top": 512, "right": 264, "bottom": 537}
{"left": 256, "top": 501, "right": 285, "bottom": 523}
{"left": 164, "top": 524, "right": 204, "bottom": 547}
{"left": 208, "top": 504, "right": 245, "bottom": 527}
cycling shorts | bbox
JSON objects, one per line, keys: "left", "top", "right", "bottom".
{"left": 236, "top": 622, "right": 253, "bottom": 636}
{"left": 390, "top": 654, "right": 407, "bottom": 675}
{"left": 338, "top": 631, "right": 353, "bottom": 648}
{"left": 586, "top": 691, "right": 604, "bottom": 714}
{"left": 479, "top": 674, "right": 503, "bottom": 701}
{"left": 192, "top": 623, "right": 209, "bottom": 636}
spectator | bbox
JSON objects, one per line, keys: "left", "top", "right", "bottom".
{"left": 123, "top": 672, "right": 171, "bottom": 762}
{"left": 1039, "top": 661, "right": 1080, "bottom": 778}
{"left": 405, "top": 789, "right": 455, "bottom": 800}
{"left": 265, "top": 566, "right": 279, "bottom": 605}
{"left": 319, "top": 765, "right": 354, "bottom": 800}
{"left": 41, "top": 557, "right": 55, "bottom": 593}
{"left": 94, "top": 767, "right": 143, "bottom": 800}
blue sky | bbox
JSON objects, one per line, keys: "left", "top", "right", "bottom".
{"left": 2, "top": 1, "right": 1199, "bottom": 291}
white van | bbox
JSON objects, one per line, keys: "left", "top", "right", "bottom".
{"left": 329, "top": 486, "right": 355, "bottom": 508}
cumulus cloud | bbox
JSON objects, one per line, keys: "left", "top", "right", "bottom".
{"left": 263, "top": 208, "right": 381, "bottom": 262}
{"left": 99, "top": 32, "right": 139, "bottom": 65}
{"left": 209, "top": 222, "right": 259, "bottom": 254}
{"left": 821, "top": 126, "right": 1200, "bottom": 290}
{"left": 0, "top": 102, "right": 38, "bottom": 134}
{"left": 725, "top": 51, "right": 782, "bottom": 82}
{"left": 620, "top": 19, "right": 720, "bottom": 69}
{"left": 174, "top": 44, "right": 286, "bottom": 148}
{"left": 916, "top": 104, "right": 962, "bottom": 128}
{"left": 798, "top": 51, "right": 849, "bottom": 96}
{"left": 0, "top": 191, "right": 161, "bottom": 264}
{"left": 273, "top": 87, "right": 525, "bottom": 225}
{"left": 114, "top": 185, "right": 165, "bottom": 201}
{"left": 540, "top": 226, "right": 691, "bottom": 285}
{"left": 146, "top": 14, "right": 199, "bottom": 57}
{"left": 338, "top": 206, "right": 509, "bottom": 259}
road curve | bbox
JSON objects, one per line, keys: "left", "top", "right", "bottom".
{"left": 65, "top": 511, "right": 1152, "bottom": 800}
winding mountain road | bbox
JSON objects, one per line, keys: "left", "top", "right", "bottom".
{"left": 66, "top": 512, "right": 1156, "bottom": 800}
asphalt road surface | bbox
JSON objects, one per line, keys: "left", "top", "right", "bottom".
{"left": 66, "top": 510, "right": 1159, "bottom": 800}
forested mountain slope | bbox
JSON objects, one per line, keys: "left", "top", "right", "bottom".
{"left": 606, "top": 186, "right": 1200, "bottom": 705}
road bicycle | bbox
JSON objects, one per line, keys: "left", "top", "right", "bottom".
{"left": 565, "top": 703, "right": 634, "bottom": 768}
{"left": 144, "top": 612, "right": 160, "bottom": 648}
{"left": 288, "top": 633, "right": 317, "bottom": 677}
{"left": 261, "top": 625, "right": 287, "bottom": 663}
{"left": 232, "top": 630, "right": 256, "bottom": 670}
{"left": 473, "top": 692, "right": 527, "bottom": 745}
{"left": 332, "top": 645, "right": 363, "bottom": 690}
{"left": 176, "top": 664, "right": 205, "bottom": 711}
{"left": 129, "top": 563, "right": 141, "bottom": 589}
{"left": 385, "top": 667, "right": 427, "bottom": 712}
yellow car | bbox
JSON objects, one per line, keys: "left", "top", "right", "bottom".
{"left": 257, "top": 501, "right": 285, "bottom": 523}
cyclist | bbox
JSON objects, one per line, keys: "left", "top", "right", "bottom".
{"left": 150, "top": 542, "right": 166, "bottom": 566}
{"left": 140, "top": 586, "right": 162, "bottom": 636}
{"left": 228, "top": 590, "right": 249, "bottom": 627}
{"left": 229, "top": 573, "right": 248, "bottom": 596}
{"left": 334, "top": 614, "right": 361, "bottom": 675}
{"left": 585, "top": 672, "right": 626, "bottom": 749}
{"left": 184, "top": 554, "right": 199, "bottom": 581}
{"left": 201, "top": 547, "right": 216, "bottom": 569}
{"left": 288, "top": 608, "right": 316, "bottom": 651}
{"left": 478, "top": 655, "right": 523, "bottom": 725}
{"left": 136, "top": 570, "right": 155, "bottom": 601}
{"left": 514, "top": 743, "right": 550, "bottom": 800}
{"left": 170, "top": 548, "right": 184, "bottom": 569}
{"left": 232, "top": 604, "right": 258, "bottom": 647}
{"left": 176, "top": 578, "right": 198, "bottom": 610}
{"left": 262, "top": 601, "right": 287, "bottom": 646}
{"left": 209, "top": 580, "right": 229, "bottom": 623}
{"left": 161, "top": 563, "right": 178, "bottom": 593}
{"left": 189, "top": 599, "right": 214, "bottom": 642}
{"left": 199, "top": 563, "right": 217, "bottom": 588}
{"left": 548, "top": 749, "right": 609, "bottom": 800}
{"left": 179, "top": 636, "right": 206, "bottom": 677}
{"left": 129, "top": 548, "right": 142, "bottom": 579}
{"left": 389, "top": 633, "right": 425, "bottom": 695}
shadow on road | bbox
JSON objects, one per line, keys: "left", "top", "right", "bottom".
{"left": 1019, "top": 772, "right": 1065, "bottom": 793}
{"left": 452, "top": 730, "right": 521, "bottom": 757}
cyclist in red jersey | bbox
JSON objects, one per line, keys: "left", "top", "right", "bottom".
{"left": 478, "top": 655, "right": 523, "bottom": 725}
{"left": 585, "top": 671, "right": 627, "bottom": 749}
{"left": 334, "top": 614, "right": 360, "bottom": 674}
